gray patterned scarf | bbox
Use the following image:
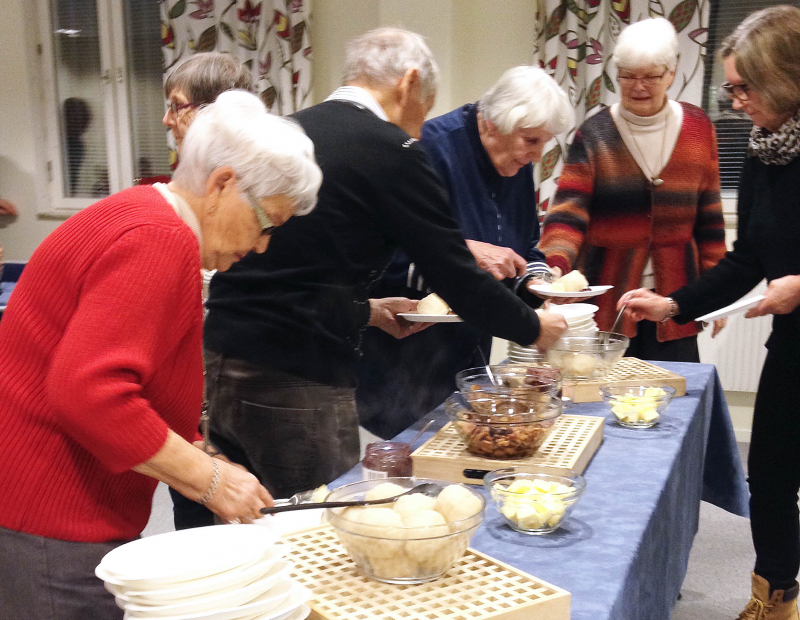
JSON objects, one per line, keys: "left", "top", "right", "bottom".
{"left": 749, "top": 108, "right": 800, "bottom": 165}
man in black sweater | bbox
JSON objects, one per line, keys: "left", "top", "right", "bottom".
{"left": 200, "top": 28, "right": 567, "bottom": 509}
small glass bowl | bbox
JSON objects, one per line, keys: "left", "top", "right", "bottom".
{"left": 445, "top": 391, "right": 562, "bottom": 459}
{"left": 484, "top": 467, "right": 586, "bottom": 535}
{"left": 545, "top": 332, "right": 629, "bottom": 380}
{"left": 601, "top": 384, "right": 676, "bottom": 428}
{"left": 324, "top": 478, "right": 485, "bottom": 584}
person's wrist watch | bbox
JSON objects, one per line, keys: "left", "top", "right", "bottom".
{"left": 661, "top": 297, "right": 678, "bottom": 322}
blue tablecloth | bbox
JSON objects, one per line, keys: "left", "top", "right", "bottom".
{"left": 335, "top": 362, "right": 749, "bottom": 620}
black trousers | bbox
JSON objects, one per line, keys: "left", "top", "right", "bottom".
{"left": 624, "top": 319, "right": 700, "bottom": 363}
{"left": 749, "top": 352, "right": 800, "bottom": 590}
{"left": 171, "top": 351, "right": 360, "bottom": 530}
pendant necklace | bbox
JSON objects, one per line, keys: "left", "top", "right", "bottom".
{"left": 624, "top": 108, "right": 669, "bottom": 187}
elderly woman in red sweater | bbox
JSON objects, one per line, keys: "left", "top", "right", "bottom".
{"left": 538, "top": 17, "right": 726, "bottom": 362}
{"left": 0, "top": 90, "right": 322, "bottom": 620}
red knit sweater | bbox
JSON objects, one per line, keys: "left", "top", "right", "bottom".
{"left": 0, "top": 186, "right": 204, "bottom": 542}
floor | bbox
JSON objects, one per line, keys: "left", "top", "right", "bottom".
{"left": 143, "top": 441, "right": 756, "bottom": 619}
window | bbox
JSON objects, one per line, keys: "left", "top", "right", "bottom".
{"left": 36, "top": 0, "right": 169, "bottom": 213}
{"left": 702, "top": 0, "right": 800, "bottom": 195}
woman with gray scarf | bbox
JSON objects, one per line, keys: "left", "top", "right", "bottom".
{"left": 621, "top": 7, "right": 800, "bottom": 618}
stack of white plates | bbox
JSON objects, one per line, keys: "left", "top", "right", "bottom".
{"left": 507, "top": 304, "right": 599, "bottom": 364}
{"left": 550, "top": 303, "right": 599, "bottom": 336}
{"left": 95, "top": 525, "right": 310, "bottom": 620}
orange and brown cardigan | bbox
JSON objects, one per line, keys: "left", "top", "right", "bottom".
{"left": 539, "top": 103, "right": 727, "bottom": 342}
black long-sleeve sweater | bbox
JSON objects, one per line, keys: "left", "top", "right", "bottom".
{"left": 671, "top": 155, "right": 800, "bottom": 360}
{"left": 204, "top": 101, "right": 540, "bottom": 387}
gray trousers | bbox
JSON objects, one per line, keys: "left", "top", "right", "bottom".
{"left": 205, "top": 350, "right": 360, "bottom": 499}
{"left": 0, "top": 526, "right": 124, "bottom": 620}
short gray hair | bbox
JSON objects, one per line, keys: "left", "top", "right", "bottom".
{"left": 164, "top": 51, "right": 253, "bottom": 104}
{"left": 478, "top": 66, "right": 575, "bottom": 135}
{"left": 342, "top": 28, "right": 439, "bottom": 99}
{"left": 173, "top": 90, "right": 321, "bottom": 216}
{"left": 613, "top": 18, "right": 678, "bottom": 72}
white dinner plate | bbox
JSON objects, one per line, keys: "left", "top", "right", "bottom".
{"left": 119, "top": 564, "right": 293, "bottom": 618}
{"left": 237, "top": 587, "right": 312, "bottom": 620}
{"left": 530, "top": 284, "right": 613, "bottom": 298}
{"left": 98, "top": 525, "right": 278, "bottom": 586}
{"left": 117, "top": 546, "right": 288, "bottom": 604}
{"left": 123, "top": 580, "right": 301, "bottom": 620}
{"left": 548, "top": 303, "right": 599, "bottom": 320}
{"left": 397, "top": 313, "right": 463, "bottom": 323}
{"left": 695, "top": 295, "right": 766, "bottom": 323}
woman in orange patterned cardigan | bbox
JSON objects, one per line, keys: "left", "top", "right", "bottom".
{"left": 538, "top": 18, "right": 726, "bottom": 361}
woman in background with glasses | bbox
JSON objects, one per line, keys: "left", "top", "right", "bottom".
{"left": 621, "top": 7, "right": 800, "bottom": 618}
{"left": 538, "top": 17, "right": 727, "bottom": 362}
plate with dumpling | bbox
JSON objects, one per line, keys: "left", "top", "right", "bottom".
{"left": 530, "top": 270, "right": 612, "bottom": 298}
{"left": 324, "top": 478, "right": 484, "bottom": 585}
{"left": 398, "top": 292, "right": 463, "bottom": 323}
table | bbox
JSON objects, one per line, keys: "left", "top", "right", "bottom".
{"left": 334, "top": 362, "right": 748, "bottom": 620}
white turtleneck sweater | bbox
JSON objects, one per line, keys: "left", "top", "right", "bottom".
{"left": 611, "top": 100, "right": 683, "bottom": 288}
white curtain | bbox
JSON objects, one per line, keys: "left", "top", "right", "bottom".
{"left": 533, "top": 0, "right": 711, "bottom": 211}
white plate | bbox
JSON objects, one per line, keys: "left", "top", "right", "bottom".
{"left": 530, "top": 284, "right": 613, "bottom": 298}
{"left": 119, "top": 564, "right": 293, "bottom": 618}
{"left": 695, "top": 295, "right": 766, "bottom": 323}
{"left": 548, "top": 303, "right": 599, "bottom": 320}
{"left": 397, "top": 313, "right": 463, "bottom": 323}
{"left": 118, "top": 546, "right": 289, "bottom": 604}
{"left": 98, "top": 525, "right": 278, "bottom": 586}
{"left": 123, "top": 580, "right": 301, "bottom": 620}
{"left": 236, "top": 587, "right": 312, "bottom": 620}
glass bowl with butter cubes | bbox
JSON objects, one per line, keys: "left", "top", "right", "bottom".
{"left": 601, "top": 384, "right": 676, "bottom": 428}
{"left": 484, "top": 467, "right": 586, "bottom": 535}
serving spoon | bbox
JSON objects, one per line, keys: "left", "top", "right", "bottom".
{"left": 259, "top": 482, "right": 443, "bottom": 515}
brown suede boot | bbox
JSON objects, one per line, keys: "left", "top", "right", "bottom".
{"left": 737, "top": 573, "right": 800, "bottom": 620}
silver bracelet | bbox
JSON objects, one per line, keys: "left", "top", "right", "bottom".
{"left": 198, "top": 458, "right": 220, "bottom": 506}
{"left": 661, "top": 297, "right": 678, "bottom": 322}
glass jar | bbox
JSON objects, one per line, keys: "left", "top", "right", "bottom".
{"left": 362, "top": 441, "right": 413, "bottom": 480}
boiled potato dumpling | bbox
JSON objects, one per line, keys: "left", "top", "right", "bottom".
{"left": 351, "top": 507, "right": 406, "bottom": 558}
{"left": 364, "top": 482, "right": 406, "bottom": 502}
{"left": 435, "top": 484, "right": 483, "bottom": 524}
{"left": 403, "top": 510, "right": 450, "bottom": 564}
{"left": 550, "top": 270, "right": 589, "bottom": 293}
{"left": 393, "top": 493, "right": 436, "bottom": 521}
{"left": 417, "top": 293, "right": 451, "bottom": 315}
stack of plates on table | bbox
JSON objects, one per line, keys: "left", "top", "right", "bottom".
{"left": 95, "top": 524, "right": 310, "bottom": 620}
{"left": 508, "top": 304, "right": 599, "bottom": 364}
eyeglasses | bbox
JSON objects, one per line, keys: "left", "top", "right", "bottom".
{"left": 168, "top": 100, "right": 198, "bottom": 116}
{"left": 245, "top": 190, "right": 277, "bottom": 236}
{"left": 721, "top": 81, "right": 750, "bottom": 103}
{"left": 617, "top": 70, "right": 670, "bottom": 87}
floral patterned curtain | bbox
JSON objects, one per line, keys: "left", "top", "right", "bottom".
{"left": 533, "top": 0, "right": 710, "bottom": 211}
{"left": 160, "top": 0, "right": 312, "bottom": 165}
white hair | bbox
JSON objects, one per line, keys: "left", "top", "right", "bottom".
{"left": 173, "top": 90, "right": 321, "bottom": 216}
{"left": 478, "top": 66, "right": 575, "bottom": 135}
{"left": 342, "top": 28, "right": 439, "bottom": 99}
{"left": 613, "top": 18, "right": 678, "bottom": 72}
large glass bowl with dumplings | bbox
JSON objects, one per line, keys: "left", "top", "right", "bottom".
{"left": 545, "top": 332, "right": 629, "bottom": 380}
{"left": 445, "top": 390, "right": 562, "bottom": 459}
{"left": 324, "top": 478, "right": 485, "bottom": 584}
{"left": 484, "top": 467, "right": 586, "bottom": 535}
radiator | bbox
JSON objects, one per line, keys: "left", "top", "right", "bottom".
{"left": 697, "top": 281, "right": 771, "bottom": 392}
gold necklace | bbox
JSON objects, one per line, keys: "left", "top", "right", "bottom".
{"left": 623, "top": 107, "right": 669, "bottom": 187}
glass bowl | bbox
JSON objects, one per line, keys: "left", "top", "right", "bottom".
{"left": 455, "top": 366, "right": 561, "bottom": 396}
{"left": 483, "top": 467, "right": 586, "bottom": 535}
{"left": 545, "top": 332, "right": 629, "bottom": 380}
{"left": 324, "top": 478, "right": 485, "bottom": 584}
{"left": 445, "top": 391, "right": 562, "bottom": 459}
{"left": 601, "top": 384, "right": 676, "bottom": 428}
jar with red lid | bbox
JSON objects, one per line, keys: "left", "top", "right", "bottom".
{"left": 362, "top": 441, "right": 413, "bottom": 480}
